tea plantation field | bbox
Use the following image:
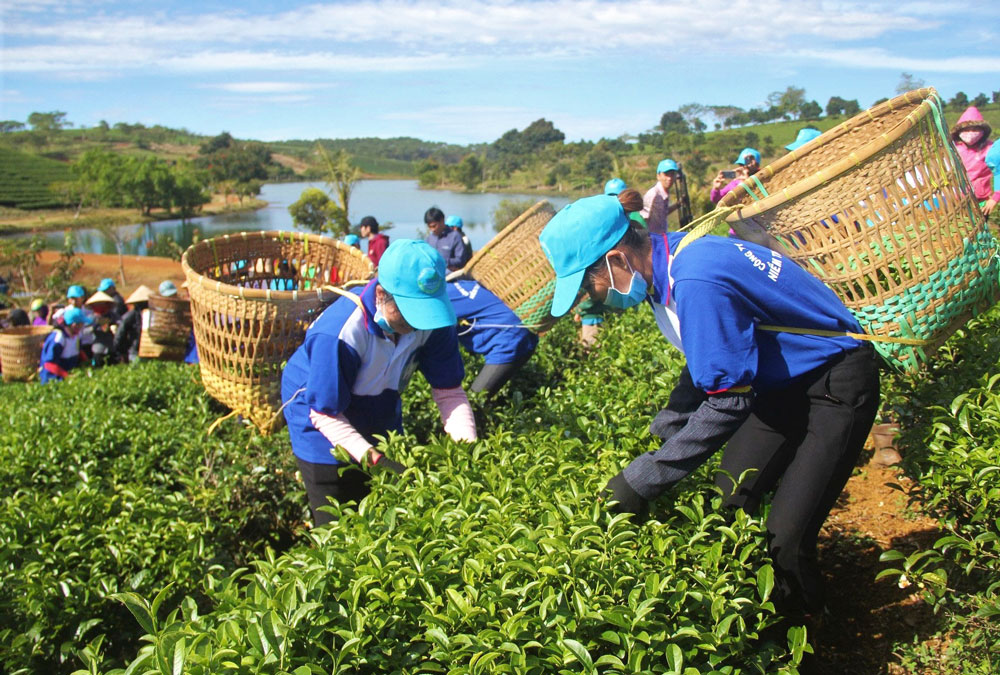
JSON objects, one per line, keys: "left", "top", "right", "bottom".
{"left": 0, "top": 146, "right": 74, "bottom": 209}
{"left": 2, "top": 305, "right": 999, "bottom": 674}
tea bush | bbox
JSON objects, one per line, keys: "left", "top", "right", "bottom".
{"left": 878, "top": 306, "right": 1000, "bottom": 673}
{"left": 104, "top": 312, "right": 808, "bottom": 674}
{"left": 0, "top": 363, "right": 304, "bottom": 673}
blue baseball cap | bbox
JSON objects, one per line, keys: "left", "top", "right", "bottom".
{"left": 657, "top": 159, "right": 679, "bottom": 174}
{"left": 785, "top": 128, "right": 822, "bottom": 151}
{"left": 539, "top": 195, "right": 629, "bottom": 318}
{"left": 98, "top": 278, "right": 115, "bottom": 292}
{"left": 734, "top": 148, "right": 761, "bottom": 165}
{"left": 376, "top": 240, "right": 455, "bottom": 330}
{"left": 158, "top": 280, "right": 177, "bottom": 297}
{"left": 63, "top": 306, "right": 94, "bottom": 326}
{"left": 445, "top": 215, "right": 463, "bottom": 229}
{"left": 343, "top": 234, "right": 360, "bottom": 246}
{"left": 66, "top": 285, "right": 85, "bottom": 299}
{"left": 604, "top": 178, "right": 627, "bottom": 195}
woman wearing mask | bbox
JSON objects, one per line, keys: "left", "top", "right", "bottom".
{"left": 952, "top": 106, "right": 1000, "bottom": 218}
{"left": 539, "top": 195, "right": 880, "bottom": 619}
{"left": 280, "top": 240, "right": 477, "bottom": 526}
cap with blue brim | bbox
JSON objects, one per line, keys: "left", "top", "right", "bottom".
{"left": 67, "top": 285, "right": 85, "bottom": 299}
{"left": 539, "top": 195, "right": 629, "bottom": 318}
{"left": 377, "top": 240, "right": 455, "bottom": 330}
{"left": 785, "top": 128, "right": 821, "bottom": 151}
{"left": 445, "top": 215, "right": 463, "bottom": 229}
{"left": 657, "top": 159, "right": 679, "bottom": 174}
{"left": 98, "top": 278, "right": 115, "bottom": 292}
{"left": 343, "top": 234, "right": 360, "bottom": 246}
{"left": 734, "top": 148, "right": 760, "bottom": 165}
{"left": 63, "top": 306, "right": 94, "bottom": 326}
{"left": 604, "top": 178, "right": 627, "bottom": 195}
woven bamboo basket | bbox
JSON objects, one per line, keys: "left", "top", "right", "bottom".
{"left": 182, "top": 230, "right": 374, "bottom": 434}
{"left": 138, "top": 327, "right": 187, "bottom": 361}
{"left": 147, "top": 294, "right": 192, "bottom": 346}
{"left": 0, "top": 325, "right": 52, "bottom": 382}
{"left": 719, "top": 88, "right": 998, "bottom": 371}
{"left": 448, "top": 200, "right": 569, "bottom": 333}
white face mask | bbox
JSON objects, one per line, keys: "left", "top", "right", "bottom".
{"left": 959, "top": 130, "right": 985, "bottom": 146}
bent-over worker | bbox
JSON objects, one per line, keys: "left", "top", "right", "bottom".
{"left": 281, "top": 240, "right": 478, "bottom": 525}
{"left": 539, "top": 194, "right": 880, "bottom": 617}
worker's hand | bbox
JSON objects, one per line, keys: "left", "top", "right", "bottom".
{"left": 983, "top": 199, "right": 997, "bottom": 217}
{"left": 602, "top": 471, "right": 648, "bottom": 516}
{"left": 373, "top": 454, "right": 406, "bottom": 475}
{"left": 712, "top": 172, "right": 727, "bottom": 190}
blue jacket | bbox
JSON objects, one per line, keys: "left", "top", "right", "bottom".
{"left": 280, "top": 281, "right": 464, "bottom": 465}
{"left": 39, "top": 327, "right": 82, "bottom": 383}
{"left": 649, "top": 232, "right": 862, "bottom": 393}
{"left": 427, "top": 228, "right": 471, "bottom": 270}
{"left": 447, "top": 280, "right": 538, "bottom": 365}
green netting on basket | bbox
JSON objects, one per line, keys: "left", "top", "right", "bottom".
{"left": 516, "top": 279, "right": 558, "bottom": 328}
{"left": 853, "top": 229, "right": 1000, "bottom": 370}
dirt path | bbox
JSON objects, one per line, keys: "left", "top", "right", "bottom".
{"left": 36, "top": 251, "right": 184, "bottom": 298}
{"left": 808, "top": 450, "right": 943, "bottom": 674}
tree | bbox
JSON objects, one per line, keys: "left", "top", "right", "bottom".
{"left": 799, "top": 100, "right": 822, "bottom": 120}
{"left": 520, "top": 119, "right": 564, "bottom": 151}
{"left": 454, "top": 154, "right": 483, "bottom": 190}
{"left": 896, "top": 73, "right": 925, "bottom": 94}
{"left": 416, "top": 158, "right": 442, "bottom": 188}
{"left": 94, "top": 219, "right": 136, "bottom": 285}
{"left": 315, "top": 144, "right": 360, "bottom": 233}
{"left": 826, "top": 96, "right": 859, "bottom": 117}
{"left": 288, "top": 188, "right": 341, "bottom": 234}
{"left": 26, "top": 111, "right": 68, "bottom": 133}
{"left": 584, "top": 148, "right": 614, "bottom": 185}
{"left": 843, "top": 99, "right": 860, "bottom": 116}
{"left": 949, "top": 91, "right": 969, "bottom": 111}
{"left": 659, "top": 111, "right": 689, "bottom": 134}
{"left": 972, "top": 93, "right": 989, "bottom": 108}
{"left": 769, "top": 86, "right": 807, "bottom": 119}
{"left": 0, "top": 121, "right": 25, "bottom": 133}
{"left": 200, "top": 131, "right": 235, "bottom": 155}
{"left": 170, "top": 165, "right": 210, "bottom": 220}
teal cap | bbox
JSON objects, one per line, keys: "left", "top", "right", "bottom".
{"left": 604, "top": 178, "right": 627, "bottom": 195}
{"left": 445, "top": 215, "right": 463, "bottom": 229}
{"left": 63, "top": 306, "right": 94, "bottom": 326}
{"left": 98, "top": 278, "right": 115, "bottom": 292}
{"left": 376, "top": 240, "right": 455, "bottom": 330}
{"left": 539, "top": 195, "right": 629, "bottom": 318}
{"left": 785, "top": 128, "right": 821, "bottom": 151}
{"left": 158, "top": 280, "right": 177, "bottom": 297}
{"left": 657, "top": 159, "right": 679, "bottom": 174}
{"left": 67, "top": 285, "right": 85, "bottom": 299}
{"left": 734, "top": 148, "right": 760, "bottom": 165}
{"left": 343, "top": 234, "right": 360, "bottom": 246}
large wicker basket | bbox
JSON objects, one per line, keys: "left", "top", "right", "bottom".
{"left": 719, "top": 88, "right": 998, "bottom": 371}
{"left": 449, "top": 201, "right": 568, "bottom": 333}
{"left": 0, "top": 325, "right": 52, "bottom": 382}
{"left": 147, "top": 294, "right": 192, "bottom": 346}
{"left": 182, "top": 230, "right": 374, "bottom": 434}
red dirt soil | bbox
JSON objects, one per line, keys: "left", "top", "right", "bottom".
{"left": 36, "top": 251, "right": 185, "bottom": 298}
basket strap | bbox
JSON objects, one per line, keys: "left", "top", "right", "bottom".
{"left": 322, "top": 284, "right": 365, "bottom": 312}
{"left": 757, "top": 324, "right": 928, "bottom": 346}
{"left": 457, "top": 318, "right": 543, "bottom": 335}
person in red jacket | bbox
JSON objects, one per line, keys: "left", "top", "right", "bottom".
{"left": 359, "top": 216, "right": 390, "bottom": 267}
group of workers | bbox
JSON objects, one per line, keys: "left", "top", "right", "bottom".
{"left": 5, "top": 278, "right": 190, "bottom": 383}
{"left": 280, "top": 115, "right": 1000, "bottom": 625}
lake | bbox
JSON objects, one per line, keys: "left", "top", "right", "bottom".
{"left": 19, "top": 180, "right": 571, "bottom": 257}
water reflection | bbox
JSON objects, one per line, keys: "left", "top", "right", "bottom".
{"left": 15, "top": 180, "right": 571, "bottom": 256}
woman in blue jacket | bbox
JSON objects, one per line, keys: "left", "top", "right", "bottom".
{"left": 39, "top": 307, "right": 93, "bottom": 383}
{"left": 281, "top": 240, "right": 478, "bottom": 525}
{"left": 540, "top": 195, "right": 880, "bottom": 618}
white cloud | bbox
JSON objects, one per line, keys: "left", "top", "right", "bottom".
{"left": 791, "top": 47, "right": 1000, "bottom": 74}
{"left": 213, "top": 82, "right": 326, "bottom": 94}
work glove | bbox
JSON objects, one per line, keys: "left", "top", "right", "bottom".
{"left": 373, "top": 455, "right": 406, "bottom": 475}
{"left": 603, "top": 471, "right": 648, "bottom": 517}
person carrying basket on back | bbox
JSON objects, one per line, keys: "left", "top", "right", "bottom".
{"left": 539, "top": 194, "right": 880, "bottom": 619}
{"left": 281, "top": 240, "right": 478, "bottom": 526}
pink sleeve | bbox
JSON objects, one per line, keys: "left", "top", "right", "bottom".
{"left": 709, "top": 188, "right": 723, "bottom": 203}
{"left": 431, "top": 387, "right": 478, "bottom": 442}
{"left": 309, "top": 409, "right": 373, "bottom": 463}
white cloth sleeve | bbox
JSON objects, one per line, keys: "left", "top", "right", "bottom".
{"left": 431, "top": 387, "right": 478, "bottom": 442}
{"left": 308, "top": 409, "right": 373, "bottom": 463}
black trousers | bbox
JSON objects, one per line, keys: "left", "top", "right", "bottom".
{"left": 296, "top": 458, "right": 371, "bottom": 527}
{"left": 470, "top": 351, "right": 533, "bottom": 397}
{"left": 714, "top": 344, "right": 880, "bottom": 614}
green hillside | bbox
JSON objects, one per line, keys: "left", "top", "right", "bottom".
{"left": 0, "top": 147, "right": 73, "bottom": 209}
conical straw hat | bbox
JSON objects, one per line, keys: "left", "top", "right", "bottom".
{"left": 125, "top": 284, "right": 154, "bottom": 304}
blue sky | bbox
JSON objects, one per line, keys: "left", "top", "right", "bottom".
{"left": 1, "top": 1, "right": 998, "bottom": 144}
